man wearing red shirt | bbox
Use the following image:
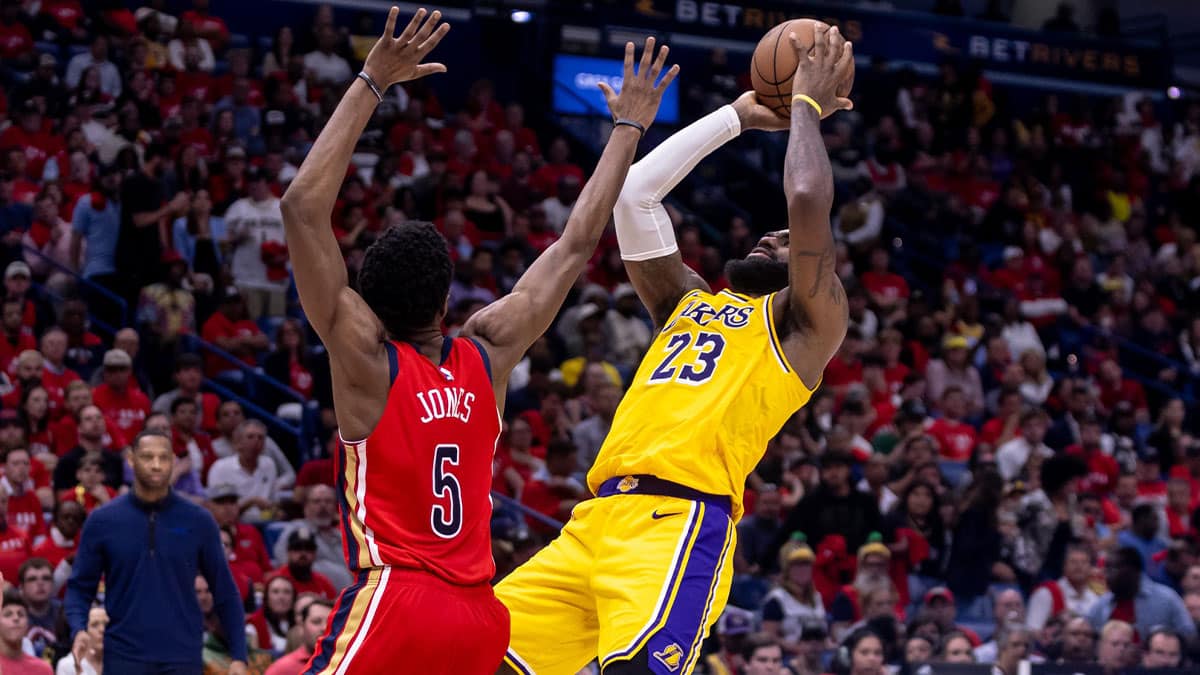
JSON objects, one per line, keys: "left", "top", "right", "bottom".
{"left": 926, "top": 386, "right": 978, "bottom": 462}
{"left": 171, "top": 397, "right": 217, "bottom": 478}
{"left": 0, "top": 496, "right": 31, "bottom": 583}
{"left": 38, "top": 328, "right": 78, "bottom": 420}
{"left": 51, "top": 381, "right": 127, "bottom": 457}
{"left": 0, "top": 102, "right": 63, "bottom": 179}
{"left": 530, "top": 137, "right": 584, "bottom": 197}
{"left": 1135, "top": 448, "right": 1167, "bottom": 507}
{"left": 980, "top": 387, "right": 1023, "bottom": 449}
{"left": 520, "top": 440, "right": 587, "bottom": 532}
{"left": 1096, "top": 359, "right": 1149, "bottom": 421}
{"left": 1065, "top": 416, "right": 1120, "bottom": 497}
{"left": 264, "top": 599, "right": 333, "bottom": 675}
{"left": 1, "top": 448, "right": 43, "bottom": 540}
{"left": 273, "top": 529, "right": 336, "bottom": 600}
{"left": 200, "top": 289, "right": 268, "bottom": 375}
{"left": 823, "top": 327, "right": 865, "bottom": 398}
{"left": 0, "top": 297, "right": 35, "bottom": 373}
{"left": 151, "top": 353, "right": 221, "bottom": 434}
{"left": 860, "top": 247, "right": 909, "bottom": 314}
{"left": 989, "top": 246, "right": 1028, "bottom": 296}
{"left": 91, "top": 349, "right": 150, "bottom": 436}
{"left": 207, "top": 484, "right": 271, "bottom": 584}
{"left": 30, "top": 499, "right": 82, "bottom": 570}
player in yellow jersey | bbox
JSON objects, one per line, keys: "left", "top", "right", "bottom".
{"left": 496, "top": 25, "right": 855, "bottom": 675}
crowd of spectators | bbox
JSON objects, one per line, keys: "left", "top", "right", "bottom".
{"left": 0, "top": 0, "right": 1198, "bottom": 674}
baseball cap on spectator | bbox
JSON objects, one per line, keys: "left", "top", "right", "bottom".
{"left": 102, "top": 349, "right": 132, "bottom": 369}
{"left": 1138, "top": 445, "right": 1161, "bottom": 465}
{"left": 0, "top": 410, "right": 19, "bottom": 427}
{"left": 208, "top": 484, "right": 239, "bottom": 502}
{"left": 287, "top": 528, "right": 318, "bottom": 551}
{"left": 923, "top": 586, "right": 955, "bottom": 605}
{"left": 942, "top": 335, "right": 969, "bottom": 350}
{"left": 5, "top": 261, "right": 30, "bottom": 280}
{"left": 715, "top": 606, "right": 754, "bottom": 637}
{"left": 245, "top": 165, "right": 268, "bottom": 183}
{"left": 897, "top": 400, "right": 928, "bottom": 424}
{"left": 857, "top": 533, "right": 891, "bottom": 564}
{"left": 785, "top": 540, "right": 815, "bottom": 564}
{"left": 225, "top": 145, "right": 247, "bottom": 160}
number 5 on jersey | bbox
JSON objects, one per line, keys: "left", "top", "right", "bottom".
{"left": 648, "top": 331, "right": 726, "bottom": 385}
{"left": 431, "top": 444, "right": 462, "bottom": 539}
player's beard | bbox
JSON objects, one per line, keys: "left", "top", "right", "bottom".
{"left": 725, "top": 256, "right": 789, "bottom": 296}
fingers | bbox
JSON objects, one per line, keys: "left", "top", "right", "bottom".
{"left": 811, "top": 23, "right": 829, "bottom": 67}
{"left": 412, "top": 9, "right": 442, "bottom": 45}
{"left": 414, "top": 63, "right": 447, "bottom": 77}
{"left": 382, "top": 6, "right": 399, "bottom": 39}
{"left": 597, "top": 81, "right": 615, "bottom": 103}
{"left": 398, "top": 7, "right": 426, "bottom": 43}
{"left": 836, "top": 97, "right": 854, "bottom": 112}
{"left": 417, "top": 21, "right": 450, "bottom": 53}
{"left": 638, "top": 37, "right": 655, "bottom": 79}
{"left": 835, "top": 40, "right": 855, "bottom": 99}
{"left": 621, "top": 41, "right": 635, "bottom": 85}
{"left": 649, "top": 44, "right": 668, "bottom": 84}
{"left": 655, "top": 63, "right": 680, "bottom": 93}
{"left": 788, "top": 31, "right": 804, "bottom": 58}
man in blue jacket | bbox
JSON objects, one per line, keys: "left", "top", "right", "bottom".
{"left": 65, "top": 430, "right": 247, "bottom": 674}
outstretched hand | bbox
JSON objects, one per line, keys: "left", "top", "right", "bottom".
{"left": 788, "top": 24, "right": 855, "bottom": 118}
{"left": 597, "top": 37, "right": 680, "bottom": 131}
{"left": 363, "top": 7, "right": 451, "bottom": 90}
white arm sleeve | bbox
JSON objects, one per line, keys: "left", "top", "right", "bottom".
{"left": 613, "top": 105, "right": 741, "bottom": 261}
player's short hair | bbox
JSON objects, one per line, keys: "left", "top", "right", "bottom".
{"left": 358, "top": 221, "right": 452, "bottom": 340}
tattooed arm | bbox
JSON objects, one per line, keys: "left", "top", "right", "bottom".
{"left": 774, "top": 24, "right": 854, "bottom": 388}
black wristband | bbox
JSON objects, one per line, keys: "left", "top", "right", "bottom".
{"left": 613, "top": 118, "right": 645, "bottom": 137}
{"left": 357, "top": 71, "right": 384, "bottom": 102}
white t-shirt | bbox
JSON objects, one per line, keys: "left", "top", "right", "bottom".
{"left": 303, "top": 50, "right": 353, "bottom": 85}
{"left": 224, "top": 196, "right": 285, "bottom": 290}
{"left": 207, "top": 454, "right": 278, "bottom": 522}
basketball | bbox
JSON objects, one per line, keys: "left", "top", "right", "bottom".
{"left": 750, "top": 18, "right": 826, "bottom": 117}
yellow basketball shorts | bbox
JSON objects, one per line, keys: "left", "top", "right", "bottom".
{"left": 496, "top": 475, "right": 735, "bottom": 674}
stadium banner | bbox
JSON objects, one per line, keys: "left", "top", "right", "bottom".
{"left": 552, "top": 54, "right": 681, "bottom": 122}
{"left": 602, "top": 0, "right": 1169, "bottom": 90}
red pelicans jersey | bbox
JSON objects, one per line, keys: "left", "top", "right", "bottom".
{"left": 336, "top": 337, "right": 500, "bottom": 585}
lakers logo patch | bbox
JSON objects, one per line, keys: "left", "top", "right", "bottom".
{"left": 652, "top": 643, "right": 684, "bottom": 671}
{"left": 617, "top": 476, "right": 639, "bottom": 493}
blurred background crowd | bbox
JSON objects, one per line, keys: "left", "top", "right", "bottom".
{"left": 0, "top": 0, "right": 1198, "bottom": 674}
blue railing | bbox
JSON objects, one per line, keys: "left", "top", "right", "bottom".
{"left": 491, "top": 490, "right": 564, "bottom": 531}
{"left": 22, "top": 245, "right": 128, "bottom": 327}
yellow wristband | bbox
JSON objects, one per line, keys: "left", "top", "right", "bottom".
{"left": 791, "top": 94, "right": 822, "bottom": 116}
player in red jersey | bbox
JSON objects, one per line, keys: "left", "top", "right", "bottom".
{"left": 281, "top": 8, "right": 677, "bottom": 673}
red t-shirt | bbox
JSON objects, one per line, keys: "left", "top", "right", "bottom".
{"left": 0, "top": 527, "right": 31, "bottom": 582}
{"left": 296, "top": 458, "right": 335, "bottom": 490}
{"left": 201, "top": 312, "right": 262, "bottom": 373}
{"left": 823, "top": 355, "right": 863, "bottom": 389}
{"left": 1065, "top": 445, "right": 1120, "bottom": 496}
{"left": 530, "top": 162, "right": 584, "bottom": 197}
{"left": 56, "top": 485, "right": 117, "bottom": 513}
{"left": 0, "top": 20, "right": 32, "bottom": 60}
{"left": 520, "top": 477, "right": 575, "bottom": 530}
{"left": 172, "top": 427, "right": 218, "bottom": 476}
{"left": 30, "top": 530, "right": 76, "bottom": 569}
{"left": 49, "top": 414, "right": 127, "bottom": 456}
{"left": 41, "top": 365, "right": 80, "bottom": 420}
{"left": 91, "top": 383, "right": 151, "bottom": 435}
{"left": 0, "top": 126, "right": 64, "bottom": 179}
{"left": 1098, "top": 379, "right": 1148, "bottom": 415}
{"left": 861, "top": 271, "right": 910, "bottom": 304}
{"left": 927, "top": 418, "right": 978, "bottom": 461}
{"left": 0, "top": 329, "right": 36, "bottom": 372}
{"left": 273, "top": 565, "right": 337, "bottom": 600}
{"left": 5, "top": 489, "right": 44, "bottom": 539}
{"left": 232, "top": 522, "right": 272, "bottom": 582}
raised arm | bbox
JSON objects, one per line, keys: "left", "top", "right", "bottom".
{"left": 611, "top": 93, "right": 787, "bottom": 326}
{"left": 776, "top": 25, "right": 856, "bottom": 388}
{"left": 464, "top": 39, "right": 678, "bottom": 389}
{"left": 280, "top": 9, "right": 448, "bottom": 371}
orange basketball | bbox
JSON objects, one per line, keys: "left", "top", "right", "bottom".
{"left": 750, "top": 18, "right": 826, "bottom": 118}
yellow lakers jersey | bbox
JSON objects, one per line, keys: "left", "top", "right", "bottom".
{"left": 586, "top": 289, "right": 817, "bottom": 520}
